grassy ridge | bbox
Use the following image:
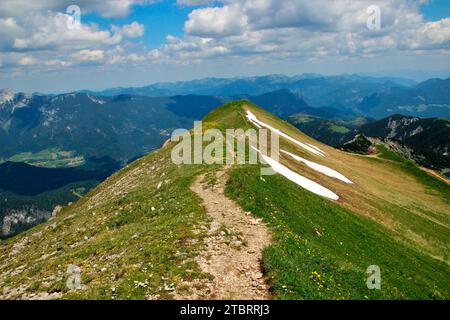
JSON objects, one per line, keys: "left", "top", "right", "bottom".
{"left": 226, "top": 165, "right": 450, "bottom": 299}
{"left": 214, "top": 101, "right": 450, "bottom": 299}
{"left": 1, "top": 100, "right": 448, "bottom": 300}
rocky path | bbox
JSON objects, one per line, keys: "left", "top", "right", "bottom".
{"left": 175, "top": 168, "right": 272, "bottom": 300}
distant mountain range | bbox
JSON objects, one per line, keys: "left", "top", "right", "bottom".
{"left": 358, "top": 78, "right": 450, "bottom": 118}
{"left": 84, "top": 73, "right": 415, "bottom": 96}
{"left": 237, "top": 90, "right": 355, "bottom": 119}
{"left": 80, "top": 74, "right": 450, "bottom": 119}
{"left": 83, "top": 74, "right": 418, "bottom": 113}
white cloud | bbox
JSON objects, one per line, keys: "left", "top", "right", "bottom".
{"left": 1, "top": 0, "right": 449, "bottom": 90}
{"left": 0, "top": 52, "right": 37, "bottom": 68}
{"left": 185, "top": 4, "right": 247, "bottom": 37}
{"left": 12, "top": 13, "right": 113, "bottom": 51}
{"left": 0, "top": 17, "right": 24, "bottom": 50}
{"left": 0, "top": 0, "right": 156, "bottom": 19}
{"left": 152, "top": 0, "right": 450, "bottom": 65}
{"left": 0, "top": 2, "right": 148, "bottom": 71}
{"left": 71, "top": 49, "right": 105, "bottom": 63}
{"left": 399, "top": 18, "right": 450, "bottom": 50}
{"left": 112, "top": 21, "right": 145, "bottom": 38}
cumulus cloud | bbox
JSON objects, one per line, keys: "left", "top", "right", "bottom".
{"left": 152, "top": 0, "right": 450, "bottom": 64}
{"left": 12, "top": 13, "right": 113, "bottom": 51}
{"left": 185, "top": 4, "right": 247, "bottom": 37}
{"left": 0, "top": 17, "right": 24, "bottom": 50}
{"left": 112, "top": 21, "right": 145, "bottom": 39}
{"left": 0, "top": 1, "right": 149, "bottom": 69}
{"left": 400, "top": 18, "right": 450, "bottom": 50}
{"left": 0, "top": 0, "right": 156, "bottom": 19}
{"left": 1, "top": 0, "right": 449, "bottom": 80}
{"left": 71, "top": 49, "right": 105, "bottom": 63}
{"left": 0, "top": 52, "right": 37, "bottom": 68}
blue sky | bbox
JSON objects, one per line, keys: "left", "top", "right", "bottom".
{"left": 421, "top": 0, "right": 450, "bottom": 21}
{"left": 84, "top": 1, "right": 193, "bottom": 48}
{"left": 0, "top": 0, "right": 449, "bottom": 93}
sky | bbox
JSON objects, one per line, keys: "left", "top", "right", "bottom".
{"left": 0, "top": 0, "right": 449, "bottom": 93}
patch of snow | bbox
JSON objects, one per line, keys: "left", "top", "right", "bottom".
{"left": 87, "top": 94, "right": 106, "bottom": 105}
{"left": 40, "top": 107, "right": 59, "bottom": 127}
{"left": 252, "top": 121, "right": 262, "bottom": 129}
{"left": 306, "top": 143, "right": 325, "bottom": 154}
{"left": 417, "top": 95, "right": 426, "bottom": 101}
{"left": 281, "top": 150, "right": 353, "bottom": 184}
{"left": 409, "top": 125, "right": 424, "bottom": 137}
{"left": 0, "top": 89, "right": 14, "bottom": 105}
{"left": 253, "top": 147, "right": 339, "bottom": 200}
{"left": 246, "top": 110, "right": 326, "bottom": 157}
{"left": 12, "top": 100, "right": 29, "bottom": 113}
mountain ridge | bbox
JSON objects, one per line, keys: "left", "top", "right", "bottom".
{"left": 1, "top": 101, "right": 448, "bottom": 300}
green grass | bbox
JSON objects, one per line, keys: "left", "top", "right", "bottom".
{"left": 225, "top": 165, "right": 450, "bottom": 299}
{"left": 0, "top": 143, "right": 214, "bottom": 299}
{"left": 8, "top": 148, "right": 85, "bottom": 168}
{"left": 330, "top": 125, "right": 350, "bottom": 134}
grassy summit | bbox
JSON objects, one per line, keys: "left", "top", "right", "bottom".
{"left": 0, "top": 101, "right": 449, "bottom": 299}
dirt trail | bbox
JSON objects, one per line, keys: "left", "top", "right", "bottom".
{"left": 175, "top": 168, "right": 272, "bottom": 300}
{"left": 420, "top": 167, "right": 450, "bottom": 184}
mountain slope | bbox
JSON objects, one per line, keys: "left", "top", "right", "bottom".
{"left": 288, "top": 114, "right": 370, "bottom": 146}
{"left": 0, "top": 92, "right": 198, "bottom": 162}
{"left": 0, "top": 89, "right": 358, "bottom": 239}
{"left": 0, "top": 101, "right": 448, "bottom": 300}
{"left": 342, "top": 115, "right": 450, "bottom": 171}
{"left": 0, "top": 89, "right": 349, "bottom": 165}
{"left": 357, "top": 78, "right": 450, "bottom": 118}
{"left": 351, "top": 114, "right": 449, "bottom": 154}
{"left": 0, "top": 158, "right": 120, "bottom": 238}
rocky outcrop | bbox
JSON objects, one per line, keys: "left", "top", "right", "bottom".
{"left": 1, "top": 208, "right": 51, "bottom": 238}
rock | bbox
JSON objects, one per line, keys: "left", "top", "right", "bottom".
{"left": 52, "top": 205, "right": 63, "bottom": 218}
